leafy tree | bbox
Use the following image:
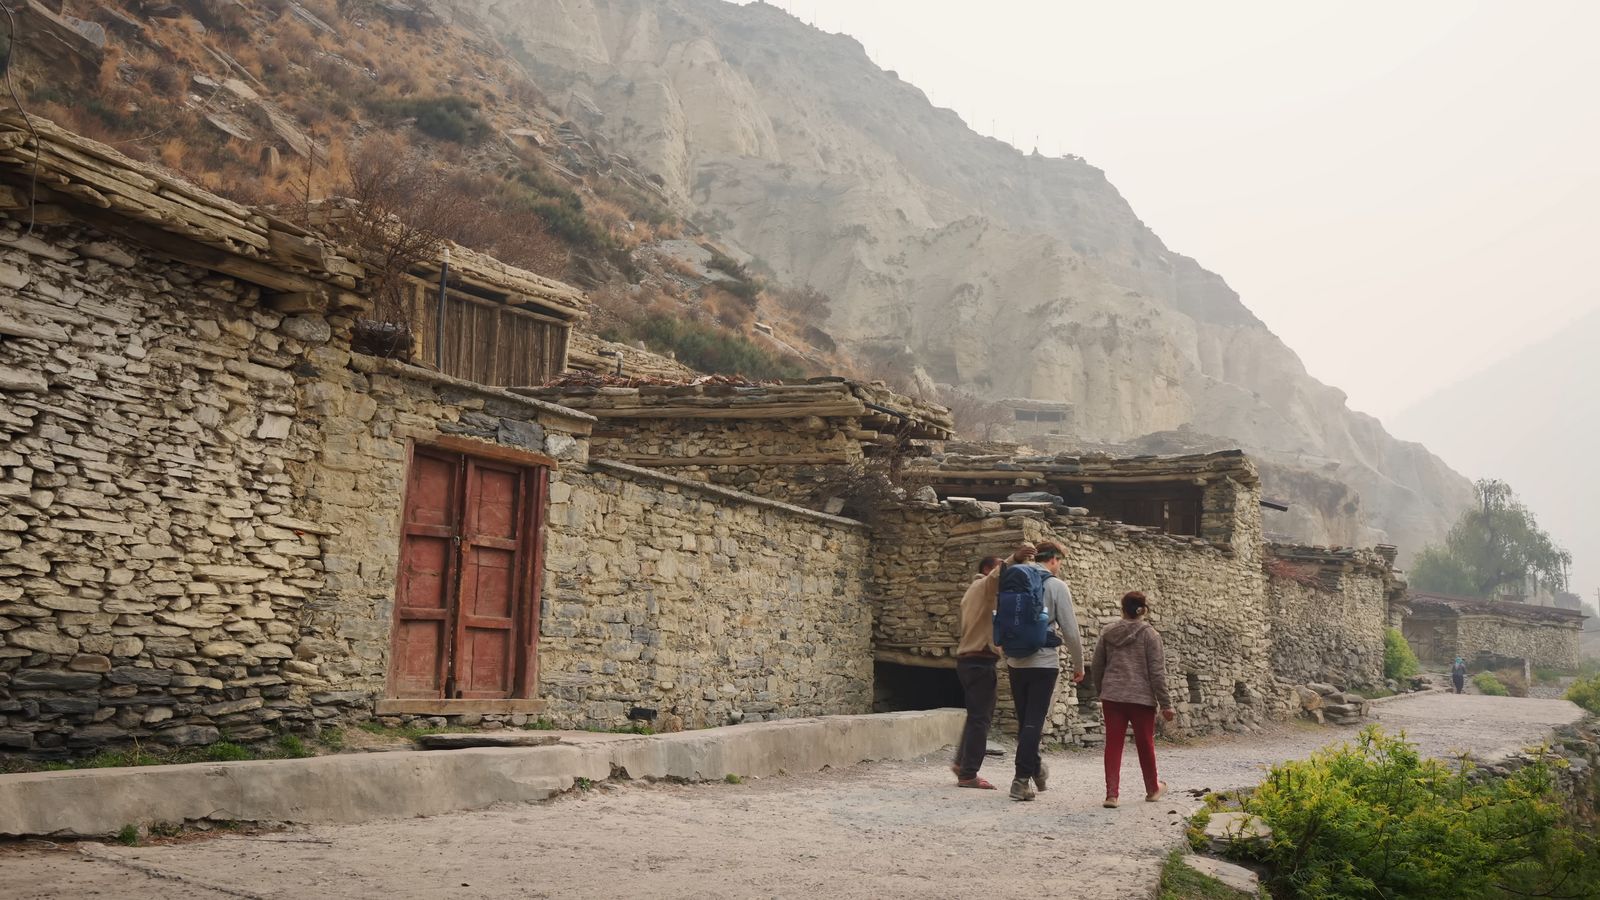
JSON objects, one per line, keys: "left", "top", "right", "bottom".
{"left": 1409, "top": 479, "right": 1571, "bottom": 599}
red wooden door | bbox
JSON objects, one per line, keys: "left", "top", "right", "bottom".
{"left": 393, "top": 450, "right": 460, "bottom": 698}
{"left": 391, "top": 449, "right": 547, "bottom": 699}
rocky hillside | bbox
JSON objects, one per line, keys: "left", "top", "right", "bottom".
{"left": 451, "top": 0, "right": 1473, "bottom": 555}
{"left": 17, "top": 0, "right": 1474, "bottom": 556}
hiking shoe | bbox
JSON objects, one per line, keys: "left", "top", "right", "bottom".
{"left": 1032, "top": 761, "right": 1049, "bottom": 792}
{"left": 1145, "top": 781, "right": 1167, "bottom": 802}
{"left": 1009, "top": 778, "right": 1036, "bottom": 802}
{"left": 957, "top": 776, "right": 997, "bottom": 790}
{"left": 1103, "top": 796, "right": 1119, "bottom": 808}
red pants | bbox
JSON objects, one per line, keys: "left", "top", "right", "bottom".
{"left": 1102, "top": 700, "right": 1159, "bottom": 798}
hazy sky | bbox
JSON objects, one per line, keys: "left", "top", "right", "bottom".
{"left": 744, "top": 0, "right": 1599, "bottom": 422}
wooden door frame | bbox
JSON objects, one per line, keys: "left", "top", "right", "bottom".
{"left": 387, "top": 437, "right": 554, "bottom": 702}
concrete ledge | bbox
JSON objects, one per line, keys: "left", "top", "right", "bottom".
{"left": 0, "top": 709, "right": 962, "bottom": 837}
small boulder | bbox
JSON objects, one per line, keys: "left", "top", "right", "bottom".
{"left": 1204, "top": 811, "right": 1273, "bottom": 853}
{"left": 1180, "top": 855, "right": 1260, "bottom": 895}
{"left": 1308, "top": 682, "right": 1339, "bottom": 696}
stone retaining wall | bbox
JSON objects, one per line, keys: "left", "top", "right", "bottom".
{"left": 538, "top": 462, "right": 873, "bottom": 729}
{"left": 585, "top": 417, "right": 862, "bottom": 505}
{"left": 1265, "top": 546, "right": 1400, "bottom": 688}
{"left": 870, "top": 496, "right": 1291, "bottom": 747}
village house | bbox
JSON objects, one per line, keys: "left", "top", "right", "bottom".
{"left": 1, "top": 115, "right": 1408, "bottom": 758}
{"left": 1403, "top": 591, "right": 1585, "bottom": 671}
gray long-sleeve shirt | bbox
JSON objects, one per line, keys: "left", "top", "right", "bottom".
{"left": 1003, "top": 565, "right": 1085, "bottom": 672}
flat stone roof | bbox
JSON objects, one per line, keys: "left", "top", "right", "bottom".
{"left": 1407, "top": 591, "right": 1586, "bottom": 625}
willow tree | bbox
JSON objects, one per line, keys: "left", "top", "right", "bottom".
{"left": 1410, "top": 479, "right": 1571, "bottom": 599}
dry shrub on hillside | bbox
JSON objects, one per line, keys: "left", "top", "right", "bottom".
{"left": 703, "top": 285, "right": 754, "bottom": 330}
{"left": 320, "top": 134, "right": 484, "bottom": 329}
{"left": 936, "top": 386, "right": 1009, "bottom": 441}
{"left": 771, "top": 283, "right": 832, "bottom": 324}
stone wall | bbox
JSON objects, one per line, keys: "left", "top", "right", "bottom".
{"left": 1265, "top": 546, "right": 1399, "bottom": 688}
{"left": 585, "top": 416, "right": 863, "bottom": 505}
{"left": 538, "top": 461, "right": 873, "bottom": 729}
{"left": 870, "top": 496, "right": 1290, "bottom": 748}
{"left": 1405, "top": 608, "right": 1583, "bottom": 671}
{"left": 0, "top": 218, "right": 590, "bottom": 755}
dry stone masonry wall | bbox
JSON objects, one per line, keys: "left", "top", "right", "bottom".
{"left": 0, "top": 222, "right": 342, "bottom": 752}
{"left": 539, "top": 462, "right": 873, "bottom": 729}
{"left": 1265, "top": 545, "right": 1402, "bottom": 688}
{"left": 871, "top": 495, "right": 1290, "bottom": 748}
{"left": 583, "top": 416, "right": 862, "bottom": 504}
{"left": 0, "top": 216, "right": 592, "bottom": 754}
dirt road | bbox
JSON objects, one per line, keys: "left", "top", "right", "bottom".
{"left": 0, "top": 693, "right": 1582, "bottom": 900}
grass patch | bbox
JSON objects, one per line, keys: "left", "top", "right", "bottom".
{"left": 1159, "top": 849, "right": 1257, "bottom": 899}
{"left": 115, "top": 825, "right": 139, "bottom": 847}
{"left": 1186, "top": 807, "right": 1214, "bottom": 853}
{"left": 1473, "top": 671, "right": 1510, "bottom": 696}
{"left": 368, "top": 95, "right": 489, "bottom": 143}
{"left": 1350, "top": 687, "right": 1397, "bottom": 700}
{"left": 0, "top": 734, "right": 325, "bottom": 774}
{"left": 723, "top": 773, "right": 742, "bottom": 784}
{"left": 621, "top": 312, "right": 805, "bottom": 380}
{"left": 357, "top": 721, "right": 475, "bottom": 742}
{"left": 1565, "top": 673, "right": 1600, "bottom": 714}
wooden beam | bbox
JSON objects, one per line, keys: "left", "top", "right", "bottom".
{"left": 375, "top": 698, "right": 549, "bottom": 715}
{"left": 429, "top": 434, "right": 559, "bottom": 469}
{"left": 873, "top": 649, "right": 957, "bottom": 669}
{"left": 600, "top": 453, "right": 853, "bottom": 467}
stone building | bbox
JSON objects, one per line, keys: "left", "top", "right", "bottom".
{"left": 0, "top": 115, "right": 1406, "bottom": 757}
{"left": 1403, "top": 592, "right": 1585, "bottom": 670}
{"left": 0, "top": 115, "right": 875, "bottom": 753}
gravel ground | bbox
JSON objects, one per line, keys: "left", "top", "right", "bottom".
{"left": 0, "top": 693, "right": 1582, "bottom": 900}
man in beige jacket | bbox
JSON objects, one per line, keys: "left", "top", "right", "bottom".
{"left": 950, "top": 542, "right": 1035, "bottom": 789}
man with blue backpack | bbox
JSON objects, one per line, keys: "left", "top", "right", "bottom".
{"left": 994, "top": 540, "right": 1085, "bottom": 801}
{"left": 951, "top": 545, "right": 1037, "bottom": 790}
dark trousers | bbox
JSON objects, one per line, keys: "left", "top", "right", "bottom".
{"left": 1452, "top": 673, "right": 1465, "bottom": 694}
{"left": 1102, "top": 700, "right": 1160, "bottom": 798}
{"left": 954, "top": 658, "right": 998, "bottom": 779}
{"left": 1008, "top": 666, "right": 1059, "bottom": 780}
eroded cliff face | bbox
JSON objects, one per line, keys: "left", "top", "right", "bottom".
{"left": 456, "top": 0, "right": 1474, "bottom": 555}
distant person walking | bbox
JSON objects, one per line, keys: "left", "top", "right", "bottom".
{"left": 997, "top": 541, "right": 1084, "bottom": 802}
{"left": 1091, "top": 591, "right": 1174, "bottom": 808}
{"left": 1452, "top": 656, "right": 1468, "bottom": 694}
{"left": 951, "top": 546, "right": 1033, "bottom": 789}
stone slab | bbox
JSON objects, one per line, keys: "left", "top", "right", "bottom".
{"left": 416, "top": 732, "right": 563, "bottom": 750}
{"left": 374, "top": 698, "right": 549, "bottom": 716}
{"left": 0, "top": 709, "right": 962, "bottom": 837}
{"left": 1203, "top": 811, "right": 1272, "bottom": 852}
{"left": 1180, "top": 855, "right": 1260, "bottom": 894}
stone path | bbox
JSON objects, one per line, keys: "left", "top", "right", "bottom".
{"left": 0, "top": 694, "right": 1582, "bottom": 900}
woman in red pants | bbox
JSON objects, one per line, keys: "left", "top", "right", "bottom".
{"left": 1090, "top": 591, "right": 1175, "bottom": 808}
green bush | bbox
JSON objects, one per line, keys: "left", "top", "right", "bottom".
{"left": 1241, "top": 727, "right": 1575, "bottom": 898}
{"left": 1564, "top": 674, "right": 1600, "bottom": 714}
{"left": 369, "top": 95, "right": 489, "bottom": 143}
{"left": 1474, "top": 672, "right": 1509, "bottom": 696}
{"left": 631, "top": 313, "right": 804, "bottom": 380}
{"left": 1383, "top": 628, "right": 1420, "bottom": 681}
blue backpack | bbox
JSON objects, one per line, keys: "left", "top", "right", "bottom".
{"left": 993, "top": 564, "right": 1057, "bottom": 658}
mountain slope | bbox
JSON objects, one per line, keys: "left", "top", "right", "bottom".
{"left": 453, "top": 0, "right": 1474, "bottom": 555}
{"left": 1393, "top": 309, "right": 1599, "bottom": 601}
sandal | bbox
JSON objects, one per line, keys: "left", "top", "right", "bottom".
{"left": 957, "top": 776, "right": 997, "bottom": 790}
{"left": 1103, "top": 796, "right": 1119, "bottom": 808}
{"left": 1145, "top": 781, "right": 1167, "bottom": 802}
